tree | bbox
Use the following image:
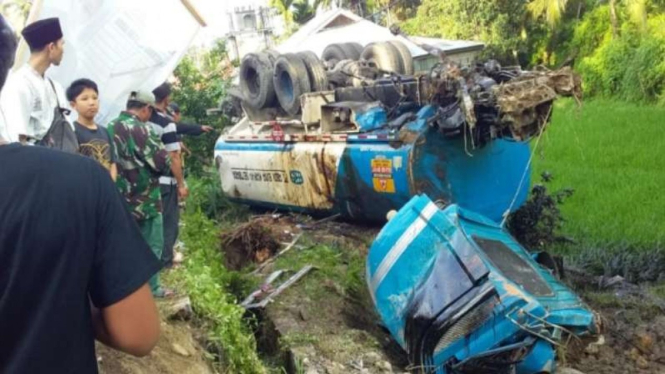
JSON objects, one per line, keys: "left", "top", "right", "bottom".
{"left": 626, "top": 0, "right": 648, "bottom": 32}
{"left": 401, "top": 0, "right": 547, "bottom": 65}
{"left": 171, "top": 39, "right": 233, "bottom": 178}
{"left": 527, "top": 0, "right": 570, "bottom": 26}
{"left": 293, "top": 0, "right": 316, "bottom": 24}
{"left": 270, "top": 0, "right": 295, "bottom": 25}
{"left": 1, "top": 0, "right": 32, "bottom": 30}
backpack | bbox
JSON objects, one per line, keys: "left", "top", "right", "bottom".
{"left": 37, "top": 79, "right": 79, "bottom": 153}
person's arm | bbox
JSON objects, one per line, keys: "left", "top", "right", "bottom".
{"left": 176, "top": 122, "right": 213, "bottom": 136}
{"left": 89, "top": 163, "right": 162, "bottom": 356}
{"left": 170, "top": 150, "right": 188, "bottom": 199}
{"left": 109, "top": 163, "right": 118, "bottom": 181}
{"left": 161, "top": 121, "right": 188, "bottom": 199}
{"left": 107, "top": 130, "right": 119, "bottom": 181}
{"left": 91, "top": 284, "right": 159, "bottom": 356}
{"left": 0, "top": 76, "right": 32, "bottom": 143}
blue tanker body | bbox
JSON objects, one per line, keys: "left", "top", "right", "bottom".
{"left": 214, "top": 105, "right": 531, "bottom": 222}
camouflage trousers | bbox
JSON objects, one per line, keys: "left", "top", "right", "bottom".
{"left": 138, "top": 214, "right": 164, "bottom": 295}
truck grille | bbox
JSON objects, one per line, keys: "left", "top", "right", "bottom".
{"left": 434, "top": 295, "right": 499, "bottom": 354}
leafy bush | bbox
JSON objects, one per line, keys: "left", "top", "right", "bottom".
{"left": 172, "top": 39, "right": 233, "bottom": 178}
{"left": 572, "top": 5, "right": 665, "bottom": 103}
{"left": 569, "top": 242, "right": 665, "bottom": 283}
{"left": 186, "top": 173, "right": 248, "bottom": 222}
{"left": 507, "top": 172, "right": 574, "bottom": 250}
{"left": 622, "top": 35, "right": 665, "bottom": 103}
{"left": 400, "top": 0, "right": 546, "bottom": 65}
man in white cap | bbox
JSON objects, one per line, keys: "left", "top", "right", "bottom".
{"left": 0, "top": 17, "right": 68, "bottom": 144}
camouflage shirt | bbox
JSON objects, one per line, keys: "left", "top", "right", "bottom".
{"left": 107, "top": 111, "right": 171, "bottom": 221}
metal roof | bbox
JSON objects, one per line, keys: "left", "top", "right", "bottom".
{"left": 276, "top": 8, "right": 484, "bottom": 58}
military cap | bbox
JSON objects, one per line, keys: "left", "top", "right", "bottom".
{"left": 128, "top": 90, "right": 156, "bottom": 106}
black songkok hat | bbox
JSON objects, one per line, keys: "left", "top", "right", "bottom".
{"left": 22, "top": 18, "right": 63, "bottom": 50}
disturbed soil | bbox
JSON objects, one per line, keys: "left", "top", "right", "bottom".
{"left": 220, "top": 214, "right": 301, "bottom": 271}
{"left": 96, "top": 304, "right": 213, "bottom": 374}
{"left": 564, "top": 271, "right": 665, "bottom": 373}
{"left": 224, "top": 213, "right": 665, "bottom": 374}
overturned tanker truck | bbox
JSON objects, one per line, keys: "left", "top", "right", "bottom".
{"left": 214, "top": 40, "right": 580, "bottom": 222}
{"left": 216, "top": 39, "right": 599, "bottom": 373}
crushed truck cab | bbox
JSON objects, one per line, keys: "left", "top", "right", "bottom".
{"left": 214, "top": 104, "right": 531, "bottom": 222}
{"left": 367, "top": 195, "right": 599, "bottom": 373}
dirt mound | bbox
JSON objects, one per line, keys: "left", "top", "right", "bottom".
{"left": 97, "top": 320, "right": 212, "bottom": 374}
{"left": 220, "top": 215, "right": 300, "bottom": 270}
{"left": 564, "top": 270, "right": 665, "bottom": 373}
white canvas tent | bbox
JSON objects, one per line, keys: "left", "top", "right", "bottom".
{"left": 9, "top": 0, "right": 205, "bottom": 125}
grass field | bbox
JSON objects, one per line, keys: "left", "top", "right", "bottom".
{"left": 531, "top": 99, "right": 665, "bottom": 246}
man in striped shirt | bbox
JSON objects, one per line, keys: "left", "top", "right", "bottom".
{"left": 149, "top": 82, "right": 188, "bottom": 271}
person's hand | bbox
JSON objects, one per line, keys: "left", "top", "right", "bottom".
{"left": 178, "top": 185, "right": 189, "bottom": 200}
{"left": 201, "top": 125, "right": 214, "bottom": 133}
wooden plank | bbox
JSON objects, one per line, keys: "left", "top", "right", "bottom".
{"left": 180, "top": 0, "right": 207, "bottom": 27}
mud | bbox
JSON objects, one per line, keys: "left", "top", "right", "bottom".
{"left": 564, "top": 271, "right": 665, "bottom": 374}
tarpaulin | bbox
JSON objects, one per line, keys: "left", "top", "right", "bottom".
{"left": 14, "top": 0, "right": 201, "bottom": 125}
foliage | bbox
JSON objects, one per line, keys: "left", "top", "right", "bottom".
{"left": 173, "top": 210, "right": 265, "bottom": 373}
{"left": 292, "top": 0, "right": 316, "bottom": 25}
{"left": 401, "top": 0, "right": 547, "bottom": 65}
{"left": 185, "top": 173, "right": 249, "bottom": 222}
{"left": 527, "top": 0, "right": 570, "bottom": 26}
{"left": 574, "top": 10, "right": 665, "bottom": 103}
{"left": 0, "top": 0, "right": 31, "bottom": 31}
{"left": 532, "top": 99, "right": 665, "bottom": 246}
{"left": 569, "top": 243, "right": 665, "bottom": 282}
{"left": 508, "top": 173, "right": 574, "bottom": 250}
{"left": 171, "top": 39, "right": 233, "bottom": 178}
{"left": 401, "top": 0, "right": 664, "bottom": 103}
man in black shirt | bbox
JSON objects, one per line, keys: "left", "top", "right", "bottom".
{"left": 0, "top": 14, "right": 161, "bottom": 373}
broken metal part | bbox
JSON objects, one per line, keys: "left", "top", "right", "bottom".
{"left": 243, "top": 265, "right": 315, "bottom": 309}
{"left": 240, "top": 270, "right": 286, "bottom": 307}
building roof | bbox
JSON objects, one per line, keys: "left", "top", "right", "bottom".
{"left": 276, "top": 8, "right": 484, "bottom": 58}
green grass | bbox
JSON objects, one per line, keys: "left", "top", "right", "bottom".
{"left": 167, "top": 210, "right": 266, "bottom": 374}
{"left": 532, "top": 99, "right": 665, "bottom": 246}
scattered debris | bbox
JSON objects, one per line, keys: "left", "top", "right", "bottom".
{"left": 164, "top": 296, "right": 194, "bottom": 321}
{"left": 243, "top": 265, "right": 315, "bottom": 309}
{"left": 172, "top": 343, "right": 192, "bottom": 357}
{"left": 241, "top": 270, "right": 286, "bottom": 307}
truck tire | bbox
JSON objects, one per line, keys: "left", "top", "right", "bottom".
{"left": 240, "top": 52, "right": 276, "bottom": 109}
{"left": 345, "top": 42, "right": 364, "bottom": 59}
{"left": 264, "top": 49, "right": 280, "bottom": 64}
{"left": 361, "top": 42, "right": 404, "bottom": 74}
{"left": 273, "top": 53, "right": 312, "bottom": 115}
{"left": 297, "top": 51, "right": 329, "bottom": 92}
{"left": 388, "top": 40, "right": 414, "bottom": 75}
{"left": 322, "top": 43, "right": 360, "bottom": 65}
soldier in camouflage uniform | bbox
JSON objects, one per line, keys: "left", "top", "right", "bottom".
{"left": 107, "top": 90, "right": 172, "bottom": 297}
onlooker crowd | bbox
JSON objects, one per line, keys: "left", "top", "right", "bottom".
{"left": 0, "top": 15, "right": 214, "bottom": 373}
